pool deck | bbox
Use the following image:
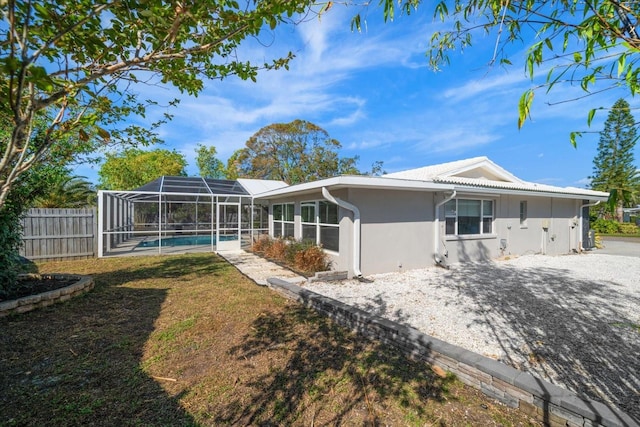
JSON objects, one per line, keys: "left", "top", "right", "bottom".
{"left": 102, "top": 236, "right": 215, "bottom": 257}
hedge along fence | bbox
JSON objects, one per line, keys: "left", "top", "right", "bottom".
{"left": 20, "top": 208, "right": 97, "bottom": 261}
{"left": 267, "top": 278, "right": 638, "bottom": 427}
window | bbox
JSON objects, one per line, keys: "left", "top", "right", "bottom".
{"left": 520, "top": 201, "right": 528, "bottom": 227}
{"left": 301, "top": 202, "right": 316, "bottom": 241}
{"left": 319, "top": 201, "right": 339, "bottom": 252}
{"left": 482, "top": 200, "right": 493, "bottom": 234}
{"left": 444, "top": 199, "right": 494, "bottom": 236}
{"left": 299, "top": 200, "right": 339, "bottom": 252}
{"left": 272, "top": 203, "right": 294, "bottom": 238}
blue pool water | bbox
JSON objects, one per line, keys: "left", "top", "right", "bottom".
{"left": 137, "top": 235, "right": 235, "bottom": 248}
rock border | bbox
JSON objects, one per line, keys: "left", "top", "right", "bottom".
{"left": 0, "top": 274, "right": 94, "bottom": 317}
{"left": 267, "top": 277, "right": 639, "bottom": 427}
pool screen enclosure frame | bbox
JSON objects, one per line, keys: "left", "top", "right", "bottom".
{"left": 97, "top": 176, "right": 268, "bottom": 257}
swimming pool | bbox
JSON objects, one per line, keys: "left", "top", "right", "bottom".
{"left": 137, "top": 235, "right": 235, "bottom": 248}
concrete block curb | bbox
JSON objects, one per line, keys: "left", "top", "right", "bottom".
{"left": 266, "top": 277, "right": 639, "bottom": 427}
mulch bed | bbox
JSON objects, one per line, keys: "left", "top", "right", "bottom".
{"left": 1, "top": 275, "right": 78, "bottom": 302}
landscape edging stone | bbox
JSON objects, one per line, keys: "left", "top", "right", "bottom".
{"left": 266, "top": 277, "right": 639, "bottom": 427}
{"left": 0, "top": 275, "right": 94, "bottom": 317}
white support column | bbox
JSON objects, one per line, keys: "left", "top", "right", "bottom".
{"left": 158, "top": 193, "right": 163, "bottom": 254}
{"left": 106, "top": 193, "right": 112, "bottom": 253}
{"left": 98, "top": 191, "right": 104, "bottom": 257}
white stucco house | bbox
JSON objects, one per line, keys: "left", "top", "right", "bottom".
{"left": 98, "top": 157, "right": 608, "bottom": 277}
{"left": 254, "top": 157, "right": 609, "bottom": 277}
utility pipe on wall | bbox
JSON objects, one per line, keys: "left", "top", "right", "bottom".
{"left": 579, "top": 200, "right": 601, "bottom": 251}
{"left": 434, "top": 190, "right": 457, "bottom": 266}
{"left": 322, "top": 187, "right": 362, "bottom": 278}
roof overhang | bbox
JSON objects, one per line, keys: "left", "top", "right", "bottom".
{"left": 253, "top": 175, "right": 609, "bottom": 202}
{"left": 253, "top": 175, "right": 455, "bottom": 200}
{"left": 452, "top": 185, "right": 609, "bottom": 201}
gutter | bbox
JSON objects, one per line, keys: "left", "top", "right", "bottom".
{"left": 322, "top": 187, "right": 362, "bottom": 278}
{"left": 579, "top": 200, "right": 601, "bottom": 251}
{"left": 434, "top": 190, "right": 457, "bottom": 267}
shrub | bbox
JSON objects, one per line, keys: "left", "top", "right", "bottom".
{"left": 0, "top": 207, "right": 23, "bottom": 298}
{"left": 619, "top": 223, "right": 639, "bottom": 234}
{"left": 594, "top": 233, "right": 604, "bottom": 249}
{"left": 284, "top": 239, "right": 314, "bottom": 264}
{"left": 251, "top": 234, "right": 272, "bottom": 254}
{"left": 293, "top": 244, "right": 330, "bottom": 274}
{"left": 264, "top": 238, "right": 288, "bottom": 262}
{"left": 591, "top": 218, "right": 640, "bottom": 234}
{"left": 591, "top": 218, "right": 620, "bottom": 234}
{"left": 251, "top": 236, "right": 330, "bottom": 275}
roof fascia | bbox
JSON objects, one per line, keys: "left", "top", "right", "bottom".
{"left": 253, "top": 176, "right": 455, "bottom": 200}
{"left": 453, "top": 185, "right": 609, "bottom": 201}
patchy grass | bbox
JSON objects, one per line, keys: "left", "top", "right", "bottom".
{"left": 0, "top": 253, "right": 541, "bottom": 426}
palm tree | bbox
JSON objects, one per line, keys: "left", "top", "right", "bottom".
{"left": 33, "top": 176, "right": 95, "bottom": 208}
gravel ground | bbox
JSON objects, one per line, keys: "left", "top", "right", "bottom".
{"left": 304, "top": 253, "right": 640, "bottom": 420}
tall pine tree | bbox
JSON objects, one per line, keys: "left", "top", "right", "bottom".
{"left": 590, "top": 98, "right": 640, "bottom": 221}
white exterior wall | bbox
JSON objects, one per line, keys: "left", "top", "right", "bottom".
{"left": 493, "top": 195, "right": 580, "bottom": 257}
{"left": 347, "top": 188, "right": 436, "bottom": 276}
{"left": 442, "top": 194, "right": 581, "bottom": 264}
{"left": 264, "top": 189, "right": 585, "bottom": 277}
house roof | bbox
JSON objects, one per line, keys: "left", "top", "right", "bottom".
{"left": 255, "top": 157, "right": 609, "bottom": 201}
{"left": 384, "top": 157, "right": 608, "bottom": 199}
{"left": 384, "top": 156, "right": 524, "bottom": 183}
{"left": 236, "top": 178, "right": 288, "bottom": 195}
{"left": 252, "top": 175, "right": 455, "bottom": 199}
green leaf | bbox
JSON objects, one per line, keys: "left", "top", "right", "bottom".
{"left": 617, "top": 54, "right": 626, "bottom": 77}
{"left": 569, "top": 131, "right": 581, "bottom": 148}
{"left": 434, "top": 1, "right": 449, "bottom": 21}
{"left": 518, "top": 89, "right": 534, "bottom": 129}
{"left": 587, "top": 108, "right": 596, "bottom": 127}
{"left": 351, "top": 14, "right": 362, "bottom": 32}
{"left": 1, "top": 57, "right": 20, "bottom": 73}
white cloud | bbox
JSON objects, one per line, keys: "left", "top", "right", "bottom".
{"left": 575, "top": 177, "right": 591, "bottom": 186}
{"left": 442, "top": 70, "right": 526, "bottom": 102}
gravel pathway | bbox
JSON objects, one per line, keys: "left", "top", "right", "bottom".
{"left": 304, "top": 253, "right": 640, "bottom": 420}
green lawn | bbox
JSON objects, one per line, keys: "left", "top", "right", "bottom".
{"left": 0, "top": 253, "right": 540, "bottom": 426}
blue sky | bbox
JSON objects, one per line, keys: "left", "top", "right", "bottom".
{"left": 79, "top": 4, "right": 640, "bottom": 188}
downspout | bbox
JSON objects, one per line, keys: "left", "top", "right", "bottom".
{"left": 321, "top": 187, "right": 362, "bottom": 278}
{"left": 434, "top": 190, "right": 457, "bottom": 267}
{"left": 579, "top": 200, "right": 601, "bottom": 251}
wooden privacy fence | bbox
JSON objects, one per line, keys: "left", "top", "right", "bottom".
{"left": 20, "top": 208, "right": 97, "bottom": 261}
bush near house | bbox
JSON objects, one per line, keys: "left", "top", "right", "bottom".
{"left": 591, "top": 218, "right": 639, "bottom": 234}
{"left": 252, "top": 236, "right": 331, "bottom": 275}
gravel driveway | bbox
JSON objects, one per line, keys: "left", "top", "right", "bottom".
{"left": 304, "top": 253, "right": 640, "bottom": 421}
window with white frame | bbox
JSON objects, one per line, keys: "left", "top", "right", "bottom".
{"left": 300, "top": 200, "right": 339, "bottom": 252}
{"left": 272, "top": 203, "right": 294, "bottom": 238}
{"left": 444, "top": 199, "right": 494, "bottom": 236}
{"left": 301, "top": 202, "right": 316, "bottom": 241}
{"left": 520, "top": 201, "right": 528, "bottom": 227}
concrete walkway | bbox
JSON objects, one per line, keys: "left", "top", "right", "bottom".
{"left": 218, "top": 250, "right": 307, "bottom": 286}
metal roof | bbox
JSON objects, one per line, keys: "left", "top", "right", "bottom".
{"left": 256, "top": 157, "right": 609, "bottom": 201}
{"left": 100, "top": 176, "right": 252, "bottom": 202}
{"left": 135, "top": 176, "right": 249, "bottom": 195}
